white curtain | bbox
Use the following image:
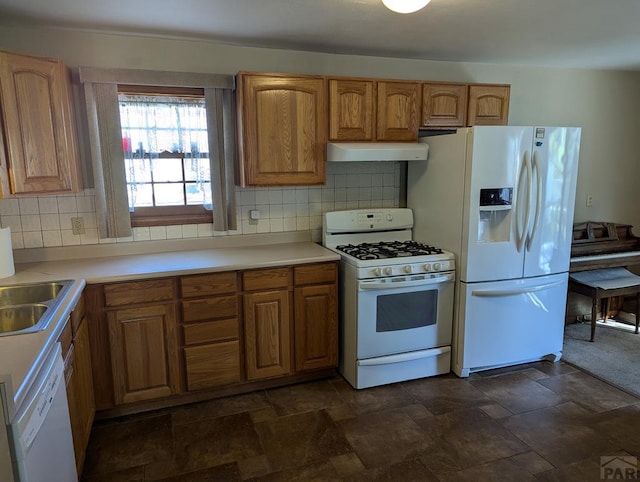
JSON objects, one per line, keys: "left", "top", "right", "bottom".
{"left": 119, "top": 95, "right": 211, "bottom": 210}
{"left": 79, "top": 67, "right": 237, "bottom": 237}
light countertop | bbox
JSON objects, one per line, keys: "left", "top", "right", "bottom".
{"left": 0, "top": 238, "right": 339, "bottom": 420}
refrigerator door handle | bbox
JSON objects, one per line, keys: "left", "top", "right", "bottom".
{"left": 515, "top": 151, "right": 531, "bottom": 252}
{"left": 471, "top": 280, "right": 565, "bottom": 297}
{"left": 526, "top": 151, "right": 542, "bottom": 251}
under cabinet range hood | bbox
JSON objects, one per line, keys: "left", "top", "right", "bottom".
{"left": 326, "top": 142, "right": 429, "bottom": 162}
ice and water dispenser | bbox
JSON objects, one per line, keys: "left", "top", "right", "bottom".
{"left": 478, "top": 188, "right": 513, "bottom": 243}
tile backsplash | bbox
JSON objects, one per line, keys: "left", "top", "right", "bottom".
{"left": 0, "top": 162, "right": 402, "bottom": 251}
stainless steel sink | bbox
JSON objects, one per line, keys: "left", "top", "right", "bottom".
{"left": 0, "top": 282, "right": 65, "bottom": 307}
{"left": 0, "top": 281, "right": 72, "bottom": 336}
{"left": 0, "top": 304, "right": 49, "bottom": 334}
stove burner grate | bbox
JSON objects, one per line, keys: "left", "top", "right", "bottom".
{"left": 336, "top": 240, "right": 443, "bottom": 260}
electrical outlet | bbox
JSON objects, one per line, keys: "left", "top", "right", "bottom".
{"left": 71, "top": 216, "right": 85, "bottom": 235}
{"left": 248, "top": 209, "right": 260, "bottom": 225}
{"left": 586, "top": 193, "right": 594, "bottom": 207}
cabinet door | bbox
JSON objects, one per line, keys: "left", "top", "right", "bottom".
{"left": 376, "top": 81, "right": 420, "bottom": 141}
{"left": 294, "top": 284, "right": 338, "bottom": 371}
{"left": 421, "top": 83, "right": 468, "bottom": 128}
{"left": 108, "top": 303, "right": 180, "bottom": 404}
{"left": 0, "top": 49, "right": 81, "bottom": 195}
{"left": 329, "top": 79, "right": 375, "bottom": 141}
{"left": 243, "top": 290, "right": 291, "bottom": 380}
{"left": 237, "top": 73, "right": 327, "bottom": 186}
{"left": 69, "top": 318, "right": 95, "bottom": 476}
{"left": 467, "top": 84, "right": 510, "bottom": 126}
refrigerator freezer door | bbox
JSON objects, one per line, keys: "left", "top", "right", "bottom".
{"left": 523, "top": 127, "right": 581, "bottom": 278}
{"left": 462, "top": 126, "right": 533, "bottom": 283}
{"left": 453, "top": 272, "right": 568, "bottom": 377}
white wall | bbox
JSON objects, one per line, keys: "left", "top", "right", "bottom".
{"left": 1, "top": 25, "right": 639, "bottom": 248}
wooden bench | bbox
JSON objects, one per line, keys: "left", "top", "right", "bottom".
{"left": 568, "top": 268, "right": 640, "bottom": 342}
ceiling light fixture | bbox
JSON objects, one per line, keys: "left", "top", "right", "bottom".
{"left": 382, "top": 0, "right": 431, "bottom": 14}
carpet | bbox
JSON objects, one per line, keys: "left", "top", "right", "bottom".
{"left": 563, "top": 319, "right": 640, "bottom": 398}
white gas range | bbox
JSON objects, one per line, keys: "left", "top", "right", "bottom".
{"left": 323, "top": 208, "right": 455, "bottom": 389}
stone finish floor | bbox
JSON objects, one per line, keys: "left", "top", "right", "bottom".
{"left": 81, "top": 361, "right": 640, "bottom": 481}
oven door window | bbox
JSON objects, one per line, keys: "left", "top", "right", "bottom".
{"left": 377, "top": 290, "right": 437, "bottom": 332}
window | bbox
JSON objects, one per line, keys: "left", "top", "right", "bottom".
{"left": 119, "top": 87, "right": 212, "bottom": 226}
{"left": 79, "top": 67, "right": 237, "bottom": 239}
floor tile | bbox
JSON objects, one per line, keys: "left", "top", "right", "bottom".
{"left": 339, "top": 408, "right": 435, "bottom": 469}
{"left": 171, "top": 390, "right": 271, "bottom": 425}
{"left": 143, "top": 412, "right": 263, "bottom": 480}
{"left": 265, "top": 379, "right": 346, "bottom": 416}
{"left": 254, "top": 409, "right": 352, "bottom": 472}
{"left": 83, "top": 413, "right": 173, "bottom": 477}
{"left": 439, "top": 458, "right": 537, "bottom": 481}
{"left": 344, "top": 457, "right": 439, "bottom": 481}
{"left": 401, "top": 375, "right": 492, "bottom": 414}
{"left": 470, "top": 372, "right": 566, "bottom": 414}
{"left": 416, "top": 408, "right": 529, "bottom": 468}
{"left": 537, "top": 371, "right": 639, "bottom": 412}
{"left": 500, "top": 403, "right": 619, "bottom": 466}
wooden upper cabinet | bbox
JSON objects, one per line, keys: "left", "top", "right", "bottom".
{"left": 329, "top": 79, "right": 375, "bottom": 141}
{"left": 329, "top": 78, "right": 420, "bottom": 142}
{"left": 421, "top": 83, "right": 468, "bottom": 128}
{"left": 376, "top": 81, "right": 420, "bottom": 141}
{"left": 0, "top": 49, "right": 81, "bottom": 195}
{"left": 467, "top": 84, "right": 510, "bottom": 126}
{"left": 236, "top": 72, "right": 327, "bottom": 186}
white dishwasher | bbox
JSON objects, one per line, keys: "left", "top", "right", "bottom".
{"left": 9, "top": 343, "right": 77, "bottom": 482}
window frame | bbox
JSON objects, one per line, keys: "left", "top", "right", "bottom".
{"left": 118, "top": 85, "right": 212, "bottom": 227}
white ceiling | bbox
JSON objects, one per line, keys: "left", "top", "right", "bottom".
{"left": 1, "top": 0, "right": 640, "bottom": 71}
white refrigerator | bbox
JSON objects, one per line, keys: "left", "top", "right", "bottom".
{"left": 407, "top": 126, "right": 581, "bottom": 377}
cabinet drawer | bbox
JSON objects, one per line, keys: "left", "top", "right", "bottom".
{"left": 294, "top": 263, "right": 337, "bottom": 286}
{"left": 181, "top": 295, "right": 238, "bottom": 322}
{"left": 180, "top": 272, "right": 237, "bottom": 298}
{"left": 185, "top": 341, "right": 241, "bottom": 390}
{"left": 242, "top": 268, "right": 291, "bottom": 291}
{"left": 183, "top": 319, "right": 239, "bottom": 346}
{"left": 104, "top": 279, "right": 175, "bottom": 307}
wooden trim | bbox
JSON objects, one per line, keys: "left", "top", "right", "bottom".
{"left": 78, "top": 66, "right": 235, "bottom": 89}
{"left": 118, "top": 85, "right": 204, "bottom": 97}
{"left": 130, "top": 205, "right": 212, "bottom": 227}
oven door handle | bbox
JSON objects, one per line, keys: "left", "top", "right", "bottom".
{"left": 359, "top": 273, "right": 455, "bottom": 290}
{"left": 358, "top": 346, "right": 451, "bottom": 366}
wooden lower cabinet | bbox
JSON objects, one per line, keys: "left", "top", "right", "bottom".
{"left": 107, "top": 303, "right": 180, "bottom": 404}
{"left": 243, "top": 290, "right": 292, "bottom": 380}
{"left": 294, "top": 284, "right": 338, "bottom": 371}
{"left": 59, "top": 294, "right": 95, "bottom": 478}
{"left": 88, "top": 262, "right": 338, "bottom": 417}
{"left": 67, "top": 317, "right": 95, "bottom": 475}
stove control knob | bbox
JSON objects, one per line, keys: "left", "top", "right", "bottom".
{"left": 384, "top": 267, "right": 393, "bottom": 276}
{"left": 373, "top": 268, "right": 382, "bottom": 277}
{"left": 423, "top": 264, "right": 432, "bottom": 272}
{"left": 403, "top": 265, "right": 412, "bottom": 274}
{"left": 433, "top": 262, "right": 442, "bottom": 271}
{"left": 386, "top": 214, "right": 393, "bottom": 222}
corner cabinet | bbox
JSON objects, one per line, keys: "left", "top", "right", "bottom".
{"left": 467, "top": 84, "right": 510, "bottom": 126}
{"left": 236, "top": 72, "right": 327, "bottom": 186}
{"left": 0, "top": 49, "right": 82, "bottom": 196}
{"left": 329, "top": 78, "right": 420, "bottom": 141}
